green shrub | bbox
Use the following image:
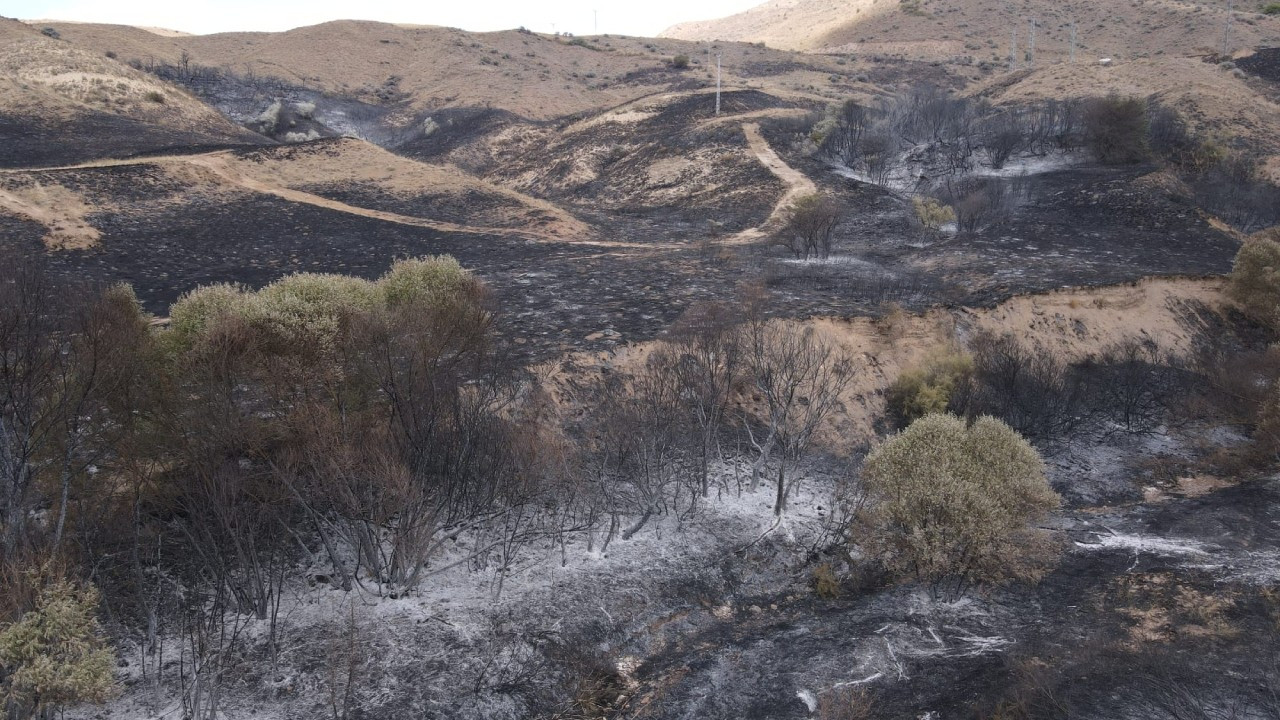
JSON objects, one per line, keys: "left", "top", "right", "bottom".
{"left": 169, "top": 282, "right": 248, "bottom": 340}
{"left": 884, "top": 348, "right": 973, "bottom": 428}
{"left": 378, "top": 255, "right": 471, "bottom": 307}
{"left": 1265, "top": 3, "right": 1280, "bottom": 15}
{"left": 911, "top": 196, "right": 956, "bottom": 231}
{"left": 1227, "top": 231, "right": 1280, "bottom": 331}
{"left": 855, "top": 414, "right": 1061, "bottom": 595}
{"left": 0, "top": 577, "right": 116, "bottom": 718}
{"left": 671, "top": 54, "right": 691, "bottom": 70}
{"left": 168, "top": 256, "right": 477, "bottom": 354}
{"left": 144, "top": 90, "right": 165, "bottom": 104}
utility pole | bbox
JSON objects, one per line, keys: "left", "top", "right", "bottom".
{"left": 1027, "top": 17, "right": 1036, "bottom": 67}
{"left": 1009, "top": 25, "right": 1018, "bottom": 71}
{"left": 1223, "top": 0, "right": 1233, "bottom": 57}
{"left": 594, "top": 9, "right": 598, "bottom": 33}
{"left": 715, "top": 53, "right": 722, "bottom": 116}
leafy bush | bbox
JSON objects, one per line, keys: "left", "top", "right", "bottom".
{"left": 855, "top": 414, "right": 1061, "bottom": 596}
{"left": 1227, "top": 232, "right": 1280, "bottom": 331}
{"left": 1082, "top": 95, "right": 1149, "bottom": 164}
{"left": 144, "top": 91, "right": 165, "bottom": 104}
{"left": 885, "top": 347, "right": 973, "bottom": 428}
{"left": 1265, "top": 3, "right": 1280, "bottom": 15}
{"left": 911, "top": 196, "right": 956, "bottom": 231}
{"left": 169, "top": 256, "right": 475, "bottom": 351}
{"left": 378, "top": 255, "right": 472, "bottom": 308}
{"left": 0, "top": 577, "right": 116, "bottom": 718}
{"left": 671, "top": 54, "right": 691, "bottom": 70}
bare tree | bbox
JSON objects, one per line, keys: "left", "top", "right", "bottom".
{"left": 667, "top": 301, "right": 743, "bottom": 498}
{"left": 745, "top": 321, "right": 856, "bottom": 514}
{"left": 778, "top": 193, "right": 842, "bottom": 260}
{"left": 0, "top": 258, "right": 142, "bottom": 561}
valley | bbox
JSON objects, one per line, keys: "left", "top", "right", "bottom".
{"left": 1, "top": 4, "right": 1279, "bottom": 719}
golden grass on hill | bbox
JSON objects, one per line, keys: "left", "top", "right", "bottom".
{"left": 0, "top": 17, "right": 252, "bottom": 138}
{"left": 545, "top": 277, "right": 1228, "bottom": 449}
{"left": 42, "top": 20, "right": 860, "bottom": 121}
{"left": 212, "top": 138, "right": 590, "bottom": 239}
{"left": 0, "top": 179, "right": 104, "bottom": 250}
{"left": 664, "top": 0, "right": 1280, "bottom": 62}
{"left": 973, "top": 56, "right": 1280, "bottom": 154}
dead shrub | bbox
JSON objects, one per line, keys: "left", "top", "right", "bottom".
{"left": 812, "top": 563, "right": 842, "bottom": 599}
{"left": 816, "top": 686, "right": 874, "bottom": 720}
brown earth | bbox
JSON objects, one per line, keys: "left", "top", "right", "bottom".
{"left": 36, "top": 19, "right": 868, "bottom": 122}
{"left": 0, "top": 17, "right": 257, "bottom": 140}
{"left": 663, "top": 0, "right": 1280, "bottom": 62}
{"left": 555, "top": 276, "right": 1229, "bottom": 449}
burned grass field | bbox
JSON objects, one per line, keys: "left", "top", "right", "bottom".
{"left": 1, "top": 21, "right": 1279, "bottom": 720}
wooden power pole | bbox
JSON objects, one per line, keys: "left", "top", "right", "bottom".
{"left": 715, "top": 53, "right": 722, "bottom": 116}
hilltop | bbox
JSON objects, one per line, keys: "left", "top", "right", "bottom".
{"left": 38, "top": 19, "right": 866, "bottom": 122}
{"left": 0, "top": 17, "right": 263, "bottom": 167}
{"left": 663, "top": 0, "right": 1280, "bottom": 61}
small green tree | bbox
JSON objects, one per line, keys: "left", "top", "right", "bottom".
{"left": 1227, "top": 231, "right": 1280, "bottom": 331}
{"left": 671, "top": 54, "right": 690, "bottom": 70}
{"left": 855, "top": 414, "right": 1061, "bottom": 597}
{"left": 884, "top": 347, "right": 973, "bottom": 428}
{"left": 911, "top": 196, "right": 956, "bottom": 231}
{"left": 0, "top": 578, "right": 116, "bottom": 718}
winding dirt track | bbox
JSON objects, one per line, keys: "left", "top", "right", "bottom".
{"left": 727, "top": 122, "right": 818, "bottom": 245}
{"left": 1, "top": 120, "right": 814, "bottom": 252}
{"left": 1, "top": 151, "right": 652, "bottom": 249}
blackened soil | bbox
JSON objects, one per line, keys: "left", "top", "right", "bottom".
{"left": 0, "top": 112, "right": 264, "bottom": 169}
{"left": 1237, "top": 47, "right": 1280, "bottom": 84}
{"left": 1, "top": 158, "right": 1238, "bottom": 362}
{"left": 923, "top": 166, "right": 1238, "bottom": 305}
{"left": 620, "top": 481, "right": 1280, "bottom": 719}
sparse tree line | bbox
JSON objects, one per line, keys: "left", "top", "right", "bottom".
{"left": 815, "top": 86, "right": 1280, "bottom": 234}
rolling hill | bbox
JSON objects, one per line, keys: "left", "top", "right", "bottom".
{"left": 663, "top": 0, "right": 1280, "bottom": 62}
{"left": 0, "top": 17, "right": 263, "bottom": 166}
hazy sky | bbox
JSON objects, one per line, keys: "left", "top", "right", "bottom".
{"left": 10, "top": 0, "right": 760, "bottom": 36}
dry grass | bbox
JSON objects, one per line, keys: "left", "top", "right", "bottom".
{"left": 0, "top": 17, "right": 251, "bottom": 138}
{"left": 975, "top": 56, "right": 1280, "bottom": 153}
{"left": 41, "top": 19, "right": 854, "bottom": 122}
{"left": 210, "top": 138, "right": 591, "bottom": 240}
{"left": 665, "top": 0, "right": 1280, "bottom": 63}
{"left": 964, "top": 277, "right": 1226, "bottom": 359}
{"left": 544, "top": 277, "right": 1227, "bottom": 451}
{"left": 0, "top": 180, "right": 104, "bottom": 249}
{"left": 1108, "top": 572, "right": 1239, "bottom": 646}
